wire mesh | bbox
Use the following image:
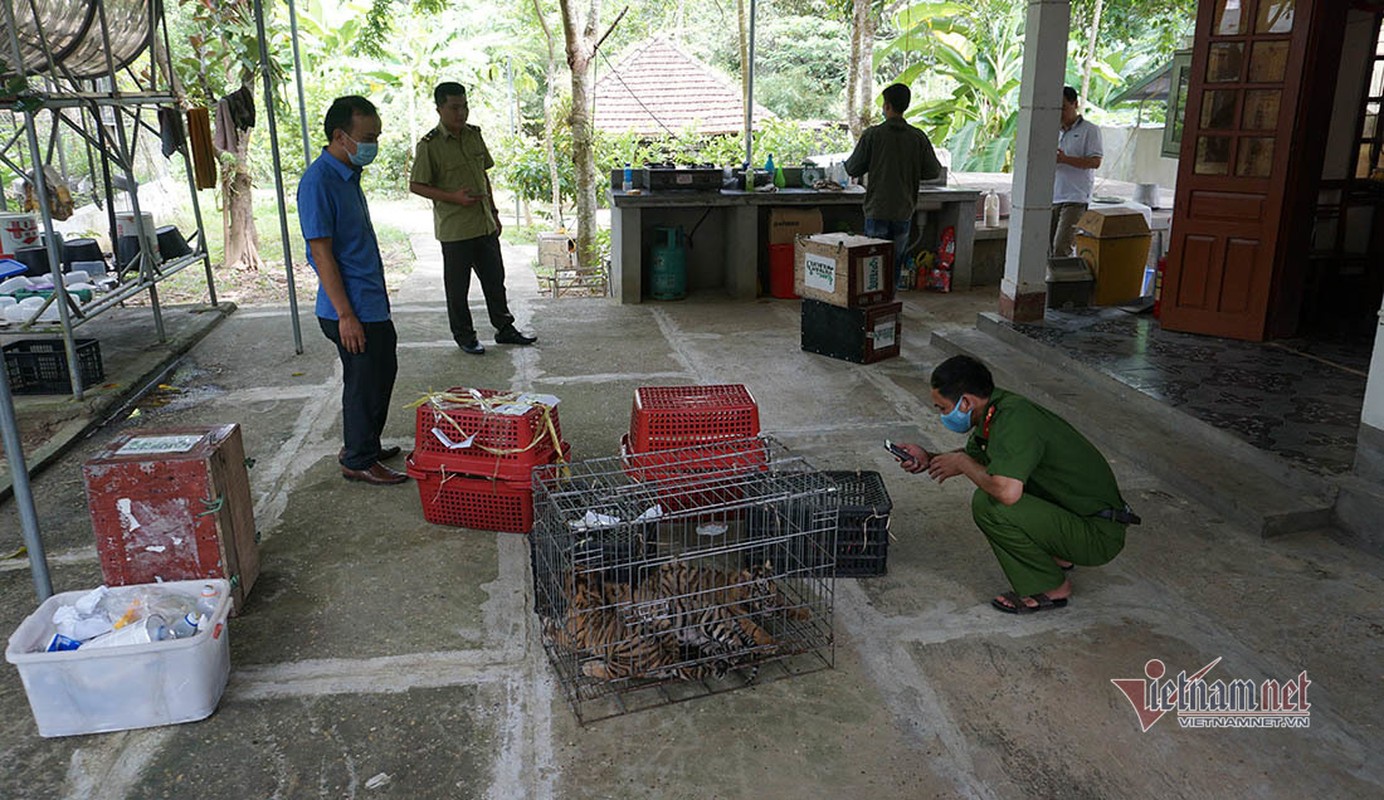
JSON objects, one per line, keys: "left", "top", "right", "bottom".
{"left": 531, "top": 436, "right": 837, "bottom": 723}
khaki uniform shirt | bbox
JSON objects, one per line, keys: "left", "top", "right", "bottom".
{"left": 410, "top": 123, "right": 497, "bottom": 242}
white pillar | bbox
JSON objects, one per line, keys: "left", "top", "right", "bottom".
{"left": 1000, "top": 0, "right": 1070, "bottom": 322}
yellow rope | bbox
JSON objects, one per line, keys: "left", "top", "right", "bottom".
{"left": 405, "top": 388, "right": 566, "bottom": 460}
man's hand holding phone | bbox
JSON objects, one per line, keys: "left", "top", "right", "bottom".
{"left": 886, "top": 440, "right": 931, "bottom": 473}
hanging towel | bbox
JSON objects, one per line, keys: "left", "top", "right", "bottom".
{"left": 158, "top": 107, "right": 185, "bottom": 157}
{"left": 186, "top": 107, "right": 217, "bottom": 189}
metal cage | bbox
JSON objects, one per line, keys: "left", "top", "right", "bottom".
{"left": 531, "top": 436, "right": 838, "bottom": 723}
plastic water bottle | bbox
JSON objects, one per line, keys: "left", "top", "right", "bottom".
{"left": 622, "top": 163, "right": 633, "bottom": 192}
{"left": 195, "top": 583, "right": 220, "bottom": 618}
{"left": 168, "top": 612, "right": 200, "bottom": 639}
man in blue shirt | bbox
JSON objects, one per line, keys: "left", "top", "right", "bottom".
{"left": 297, "top": 96, "right": 406, "bottom": 485}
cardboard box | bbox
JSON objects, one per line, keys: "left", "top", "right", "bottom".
{"left": 768, "top": 208, "right": 823, "bottom": 245}
{"left": 801, "top": 298, "right": 902, "bottom": 363}
{"left": 1074, "top": 209, "right": 1151, "bottom": 306}
{"left": 794, "top": 233, "right": 895, "bottom": 308}
{"left": 5, "top": 579, "right": 232, "bottom": 737}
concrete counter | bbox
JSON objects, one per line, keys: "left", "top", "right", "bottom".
{"left": 609, "top": 187, "right": 981, "bottom": 303}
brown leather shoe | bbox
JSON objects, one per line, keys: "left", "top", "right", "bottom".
{"left": 341, "top": 462, "right": 408, "bottom": 485}
{"left": 339, "top": 445, "right": 401, "bottom": 463}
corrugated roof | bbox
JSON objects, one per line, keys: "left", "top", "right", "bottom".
{"left": 594, "top": 36, "right": 774, "bottom": 136}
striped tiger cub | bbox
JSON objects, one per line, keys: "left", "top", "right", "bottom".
{"left": 545, "top": 572, "right": 717, "bottom": 682}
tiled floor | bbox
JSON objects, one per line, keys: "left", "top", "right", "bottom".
{"left": 992, "top": 307, "right": 1370, "bottom": 476}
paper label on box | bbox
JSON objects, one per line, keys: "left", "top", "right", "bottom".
{"left": 872, "top": 317, "right": 897, "bottom": 349}
{"left": 861, "top": 255, "right": 885, "bottom": 292}
{"left": 115, "top": 435, "right": 205, "bottom": 456}
{"left": 803, "top": 253, "right": 836, "bottom": 292}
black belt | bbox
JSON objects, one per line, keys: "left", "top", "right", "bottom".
{"left": 1094, "top": 505, "right": 1141, "bottom": 525}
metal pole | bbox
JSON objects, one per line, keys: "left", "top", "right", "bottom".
{"left": 287, "top": 0, "right": 312, "bottom": 169}
{"left": 1, "top": 0, "right": 84, "bottom": 397}
{"left": 508, "top": 57, "right": 519, "bottom": 225}
{"left": 744, "top": 0, "right": 756, "bottom": 169}
{"left": 0, "top": 357, "right": 53, "bottom": 602}
{"left": 254, "top": 0, "right": 304, "bottom": 354}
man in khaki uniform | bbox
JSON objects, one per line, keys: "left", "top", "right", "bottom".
{"left": 409, "top": 82, "right": 536, "bottom": 355}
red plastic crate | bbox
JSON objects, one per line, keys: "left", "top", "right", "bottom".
{"left": 628, "top": 384, "right": 760, "bottom": 453}
{"left": 413, "top": 388, "right": 564, "bottom": 480}
{"left": 406, "top": 455, "right": 535, "bottom": 533}
{"left": 619, "top": 434, "right": 770, "bottom": 510}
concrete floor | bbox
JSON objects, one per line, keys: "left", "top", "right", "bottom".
{"left": 1, "top": 197, "right": 1381, "bottom": 799}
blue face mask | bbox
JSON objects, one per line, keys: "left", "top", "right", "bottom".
{"left": 345, "top": 134, "right": 378, "bottom": 167}
{"left": 940, "top": 397, "right": 974, "bottom": 433}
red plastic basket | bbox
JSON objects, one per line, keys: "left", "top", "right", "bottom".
{"left": 412, "top": 388, "right": 564, "bottom": 481}
{"left": 619, "top": 435, "right": 769, "bottom": 510}
{"left": 628, "top": 384, "right": 760, "bottom": 453}
{"left": 406, "top": 455, "right": 535, "bottom": 533}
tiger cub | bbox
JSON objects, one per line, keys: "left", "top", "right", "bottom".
{"left": 545, "top": 573, "right": 716, "bottom": 682}
{"left": 612, "top": 560, "right": 789, "bottom": 682}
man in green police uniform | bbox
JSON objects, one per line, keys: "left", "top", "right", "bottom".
{"left": 893, "top": 355, "right": 1138, "bottom": 614}
{"left": 409, "top": 82, "right": 536, "bottom": 355}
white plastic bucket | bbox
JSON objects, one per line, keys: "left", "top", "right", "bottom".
{"left": 114, "top": 212, "right": 160, "bottom": 260}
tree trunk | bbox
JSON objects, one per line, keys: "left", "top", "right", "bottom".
{"left": 534, "top": 0, "right": 565, "bottom": 225}
{"left": 559, "top": 0, "right": 599, "bottom": 269}
{"left": 1080, "top": 0, "right": 1105, "bottom": 107}
{"left": 222, "top": 130, "right": 263, "bottom": 271}
{"left": 847, "top": 0, "right": 877, "bottom": 139}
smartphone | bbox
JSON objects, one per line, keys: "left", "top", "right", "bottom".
{"left": 884, "top": 440, "right": 913, "bottom": 461}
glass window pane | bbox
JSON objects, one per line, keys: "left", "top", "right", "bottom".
{"left": 1364, "top": 104, "right": 1379, "bottom": 140}
{"left": 1201, "top": 90, "right": 1239, "bottom": 129}
{"left": 1355, "top": 144, "right": 1375, "bottom": 179}
{"left": 1249, "top": 41, "right": 1289, "bottom": 83}
{"left": 1371, "top": 61, "right": 1384, "bottom": 98}
{"left": 1243, "top": 90, "right": 1280, "bottom": 130}
{"left": 1208, "top": 43, "right": 1244, "bottom": 83}
{"left": 1195, "top": 136, "right": 1232, "bottom": 175}
{"left": 1236, "top": 137, "right": 1275, "bottom": 177}
{"left": 1256, "top": 0, "right": 1293, "bottom": 34}
{"left": 1214, "top": 0, "right": 1245, "bottom": 36}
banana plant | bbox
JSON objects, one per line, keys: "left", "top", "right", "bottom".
{"left": 878, "top": 0, "right": 1025, "bottom": 172}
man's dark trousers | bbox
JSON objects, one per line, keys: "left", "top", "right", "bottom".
{"left": 319, "top": 317, "right": 398, "bottom": 470}
{"left": 441, "top": 233, "right": 515, "bottom": 343}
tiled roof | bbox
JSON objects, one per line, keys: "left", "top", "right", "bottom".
{"left": 594, "top": 36, "right": 774, "bottom": 136}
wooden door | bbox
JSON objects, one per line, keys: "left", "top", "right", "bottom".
{"left": 1163, "top": 0, "right": 1325, "bottom": 341}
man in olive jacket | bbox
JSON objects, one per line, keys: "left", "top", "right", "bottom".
{"left": 844, "top": 82, "right": 942, "bottom": 289}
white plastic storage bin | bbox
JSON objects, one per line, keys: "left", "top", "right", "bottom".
{"left": 4, "top": 578, "right": 232, "bottom": 737}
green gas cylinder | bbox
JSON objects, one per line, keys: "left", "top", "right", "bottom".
{"left": 650, "top": 226, "right": 687, "bottom": 300}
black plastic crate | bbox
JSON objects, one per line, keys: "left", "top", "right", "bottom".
{"left": 3, "top": 338, "right": 104, "bottom": 394}
{"left": 827, "top": 470, "right": 891, "bottom": 577}
{"left": 746, "top": 469, "right": 891, "bottom": 577}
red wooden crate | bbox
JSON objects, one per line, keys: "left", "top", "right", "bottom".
{"left": 413, "top": 388, "right": 564, "bottom": 480}
{"left": 628, "top": 384, "right": 760, "bottom": 453}
{"left": 82, "top": 425, "right": 258, "bottom": 615}
{"left": 405, "top": 456, "right": 535, "bottom": 534}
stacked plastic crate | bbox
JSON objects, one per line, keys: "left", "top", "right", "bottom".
{"left": 405, "top": 388, "right": 569, "bottom": 533}
{"left": 619, "top": 384, "right": 764, "bottom": 508}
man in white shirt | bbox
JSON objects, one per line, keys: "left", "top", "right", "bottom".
{"left": 1052, "top": 86, "right": 1103, "bottom": 257}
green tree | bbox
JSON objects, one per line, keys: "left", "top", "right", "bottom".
{"left": 882, "top": 0, "right": 1025, "bottom": 171}
{"left": 171, "top": 0, "right": 275, "bottom": 270}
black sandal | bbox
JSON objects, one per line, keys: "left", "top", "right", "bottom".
{"left": 991, "top": 591, "right": 1069, "bottom": 615}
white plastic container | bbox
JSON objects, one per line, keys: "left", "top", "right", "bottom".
{"left": 5, "top": 578, "right": 232, "bottom": 737}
